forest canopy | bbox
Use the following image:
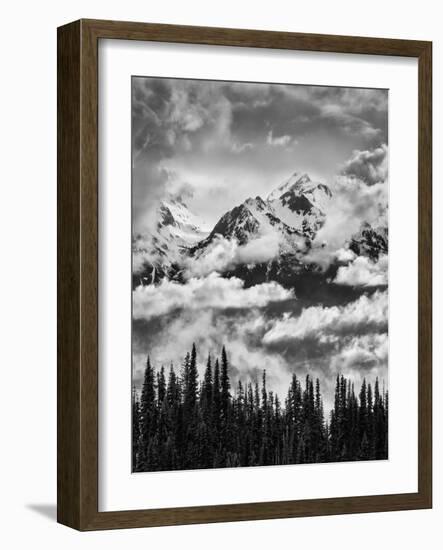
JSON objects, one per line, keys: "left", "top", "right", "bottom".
{"left": 133, "top": 345, "right": 388, "bottom": 472}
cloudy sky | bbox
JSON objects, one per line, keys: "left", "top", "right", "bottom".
{"left": 132, "top": 77, "right": 388, "bottom": 412}
{"left": 132, "top": 77, "right": 388, "bottom": 232}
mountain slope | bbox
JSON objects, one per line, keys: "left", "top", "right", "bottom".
{"left": 268, "top": 172, "right": 332, "bottom": 209}
{"left": 349, "top": 222, "right": 388, "bottom": 260}
{"left": 133, "top": 197, "right": 208, "bottom": 285}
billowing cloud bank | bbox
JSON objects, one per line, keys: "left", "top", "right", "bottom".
{"left": 133, "top": 284, "right": 388, "bottom": 412}
{"left": 183, "top": 231, "right": 284, "bottom": 278}
{"left": 334, "top": 254, "right": 388, "bottom": 286}
{"left": 341, "top": 144, "right": 388, "bottom": 185}
{"left": 263, "top": 290, "right": 387, "bottom": 345}
{"left": 133, "top": 273, "right": 294, "bottom": 321}
{"left": 306, "top": 172, "right": 387, "bottom": 268}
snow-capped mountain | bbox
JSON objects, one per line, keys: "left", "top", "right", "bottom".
{"left": 202, "top": 196, "right": 270, "bottom": 246}
{"left": 132, "top": 171, "right": 387, "bottom": 291}
{"left": 192, "top": 173, "right": 331, "bottom": 258}
{"left": 267, "top": 172, "right": 332, "bottom": 211}
{"left": 158, "top": 198, "right": 208, "bottom": 247}
{"left": 132, "top": 196, "right": 208, "bottom": 285}
{"left": 193, "top": 195, "right": 304, "bottom": 254}
{"left": 268, "top": 172, "right": 332, "bottom": 238}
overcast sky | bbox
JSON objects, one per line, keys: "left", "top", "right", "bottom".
{"left": 132, "top": 77, "right": 388, "bottom": 230}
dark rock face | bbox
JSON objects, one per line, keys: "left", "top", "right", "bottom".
{"left": 350, "top": 224, "right": 388, "bottom": 260}
{"left": 279, "top": 191, "right": 314, "bottom": 214}
{"left": 209, "top": 204, "right": 261, "bottom": 244}
{"left": 158, "top": 204, "right": 176, "bottom": 227}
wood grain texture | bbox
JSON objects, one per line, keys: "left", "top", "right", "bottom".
{"left": 417, "top": 41, "right": 432, "bottom": 506}
{"left": 57, "top": 20, "right": 81, "bottom": 528}
{"left": 57, "top": 19, "right": 432, "bottom": 531}
{"left": 83, "top": 18, "right": 429, "bottom": 56}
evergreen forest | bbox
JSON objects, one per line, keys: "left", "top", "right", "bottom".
{"left": 132, "top": 344, "right": 388, "bottom": 472}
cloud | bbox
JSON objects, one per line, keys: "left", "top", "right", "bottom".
{"left": 321, "top": 106, "right": 382, "bottom": 139}
{"left": 231, "top": 142, "right": 254, "bottom": 154}
{"left": 132, "top": 78, "right": 237, "bottom": 231}
{"left": 133, "top": 273, "right": 293, "bottom": 321}
{"left": 325, "top": 332, "right": 388, "bottom": 398}
{"left": 277, "top": 85, "right": 387, "bottom": 143}
{"left": 237, "top": 232, "right": 282, "bottom": 264}
{"left": 133, "top": 78, "right": 388, "bottom": 230}
{"left": 335, "top": 247, "right": 357, "bottom": 263}
{"left": 133, "top": 290, "right": 388, "bottom": 413}
{"left": 263, "top": 290, "right": 387, "bottom": 345}
{"left": 304, "top": 146, "right": 388, "bottom": 268}
{"left": 266, "top": 130, "right": 293, "bottom": 147}
{"left": 133, "top": 306, "right": 291, "bottom": 401}
{"left": 341, "top": 144, "right": 388, "bottom": 185}
{"left": 333, "top": 333, "right": 388, "bottom": 371}
{"left": 184, "top": 232, "right": 282, "bottom": 278}
{"left": 132, "top": 159, "right": 170, "bottom": 234}
{"left": 131, "top": 79, "right": 390, "bottom": 413}
{"left": 334, "top": 254, "right": 388, "bottom": 286}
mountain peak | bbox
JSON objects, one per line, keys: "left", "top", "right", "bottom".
{"left": 292, "top": 172, "right": 311, "bottom": 184}
{"left": 245, "top": 195, "right": 267, "bottom": 211}
{"left": 268, "top": 171, "right": 332, "bottom": 207}
{"left": 267, "top": 172, "right": 312, "bottom": 202}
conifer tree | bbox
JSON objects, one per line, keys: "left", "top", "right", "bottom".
{"left": 138, "top": 356, "right": 156, "bottom": 470}
{"left": 184, "top": 344, "right": 198, "bottom": 412}
{"left": 367, "top": 382, "right": 374, "bottom": 458}
{"left": 166, "top": 364, "right": 179, "bottom": 406}
{"left": 157, "top": 365, "right": 166, "bottom": 404}
{"left": 132, "top": 392, "right": 141, "bottom": 471}
{"left": 220, "top": 346, "right": 231, "bottom": 420}
{"left": 200, "top": 354, "right": 213, "bottom": 422}
{"left": 212, "top": 358, "right": 221, "bottom": 435}
{"left": 359, "top": 378, "right": 368, "bottom": 444}
{"left": 220, "top": 346, "right": 232, "bottom": 455}
{"left": 182, "top": 343, "right": 199, "bottom": 467}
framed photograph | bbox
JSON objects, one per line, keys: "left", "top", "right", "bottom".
{"left": 57, "top": 19, "right": 432, "bottom": 530}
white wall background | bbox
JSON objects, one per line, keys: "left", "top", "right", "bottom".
{"left": 0, "top": 0, "right": 440, "bottom": 547}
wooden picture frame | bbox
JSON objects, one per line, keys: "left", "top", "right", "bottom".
{"left": 57, "top": 19, "right": 432, "bottom": 530}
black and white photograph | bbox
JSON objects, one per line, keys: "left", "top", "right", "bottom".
{"left": 131, "top": 76, "right": 389, "bottom": 473}
{"left": 1, "top": 0, "right": 436, "bottom": 541}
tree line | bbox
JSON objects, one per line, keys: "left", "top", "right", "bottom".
{"left": 132, "top": 344, "right": 388, "bottom": 472}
